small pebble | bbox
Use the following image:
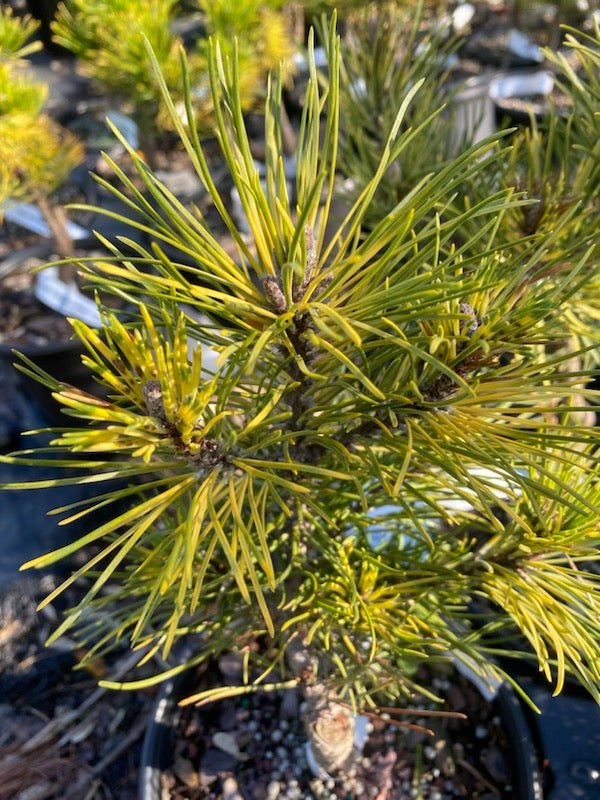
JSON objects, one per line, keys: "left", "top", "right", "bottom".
{"left": 443, "top": 755, "right": 456, "bottom": 776}
{"left": 475, "top": 724, "right": 488, "bottom": 739}
{"left": 452, "top": 742, "right": 464, "bottom": 759}
{"left": 219, "top": 653, "right": 244, "bottom": 681}
{"left": 222, "top": 776, "right": 244, "bottom": 800}
{"left": 271, "top": 729, "right": 283, "bottom": 742}
{"left": 266, "top": 780, "right": 280, "bottom": 800}
{"left": 424, "top": 745, "right": 437, "bottom": 760}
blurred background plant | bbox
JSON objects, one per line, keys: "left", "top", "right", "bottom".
{"left": 332, "top": 1, "right": 468, "bottom": 233}
{"left": 0, "top": 6, "right": 84, "bottom": 255}
{"left": 196, "top": 0, "right": 296, "bottom": 113}
{"left": 51, "top": 0, "right": 297, "bottom": 161}
{"left": 51, "top": 0, "right": 185, "bottom": 164}
{"left": 0, "top": 4, "right": 42, "bottom": 59}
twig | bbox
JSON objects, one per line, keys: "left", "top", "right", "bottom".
{"left": 83, "top": 779, "right": 108, "bottom": 800}
{"left": 91, "top": 714, "right": 148, "bottom": 777}
{"left": 21, "top": 646, "right": 150, "bottom": 753}
{"left": 373, "top": 705, "right": 468, "bottom": 720}
{"left": 61, "top": 716, "right": 148, "bottom": 800}
{"left": 455, "top": 757, "right": 502, "bottom": 797}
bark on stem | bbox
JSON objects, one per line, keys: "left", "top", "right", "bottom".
{"left": 287, "top": 637, "right": 356, "bottom": 776}
{"left": 37, "top": 196, "right": 75, "bottom": 263}
{"left": 275, "top": 262, "right": 357, "bottom": 776}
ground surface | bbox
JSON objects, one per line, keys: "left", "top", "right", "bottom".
{"left": 0, "top": 570, "right": 153, "bottom": 800}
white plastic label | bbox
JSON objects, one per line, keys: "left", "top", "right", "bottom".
{"left": 3, "top": 202, "right": 89, "bottom": 240}
{"left": 105, "top": 110, "right": 139, "bottom": 149}
{"left": 34, "top": 267, "right": 102, "bottom": 327}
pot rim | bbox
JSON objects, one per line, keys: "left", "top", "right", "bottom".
{"left": 139, "top": 656, "right": 544, "bottom": 800}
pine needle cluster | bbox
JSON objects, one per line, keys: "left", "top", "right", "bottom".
{"left": 3, "top": 17, "right": 600, "bottom": 718}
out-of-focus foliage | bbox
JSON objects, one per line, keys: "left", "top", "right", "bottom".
{"left": 52, "top": 0, "right": 296, "bottom": 141}
{"left": 52, "top": 0, "right": 184, "bottom": 141}
{"left": 0, "top": 112, "right": 84, "bottom": 201}
{"left": 192, "top": 0, "right": 296, "bottom": 127}
{"left": 0, "top": 8, "right": 83, "bottom": 211}
{"left": 0, "top": 6, "right": 41, "bottom": 60}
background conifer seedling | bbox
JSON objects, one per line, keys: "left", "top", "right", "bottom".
{"left": 52, "top": 0, "right": 296, "bottom": 162}
{"left": 0, "top": 6, "right": 83, "bottom": 255}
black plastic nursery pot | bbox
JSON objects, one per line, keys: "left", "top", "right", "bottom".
{"left": 0, "top": 336, "right": 94, "bottom": 428}
{"left": 0, "top": 242, "right": 108, "bottom": 431}
{"left": 139, "top": 666, "right": 191, "bottom": 800}
{"left": 139, "top": 660, "right": 543, "bottom": 800}
{"left": 488, "top": 70, "right": 570, "bottom": 128}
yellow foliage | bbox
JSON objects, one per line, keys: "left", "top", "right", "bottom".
{"left": 0, "top": 113, "right": 84, "bottom": 201}
{"left": 194, "top": 0, "right": 296, "bottom": 125}
{"left": 0, "top": 7, "right": 41, "bottom": 61}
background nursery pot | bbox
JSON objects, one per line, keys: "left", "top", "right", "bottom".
{"left": 0, "top": 241, "right": 108, "bottom": 428}
{"left": 139, "top": 657, "right": 543, "bottom": 800}
{"left": 0, "top": 337, "right": 94, "bottom": 427}
{"left": 488, "top": 70, "right": 570, "bottom": 127}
